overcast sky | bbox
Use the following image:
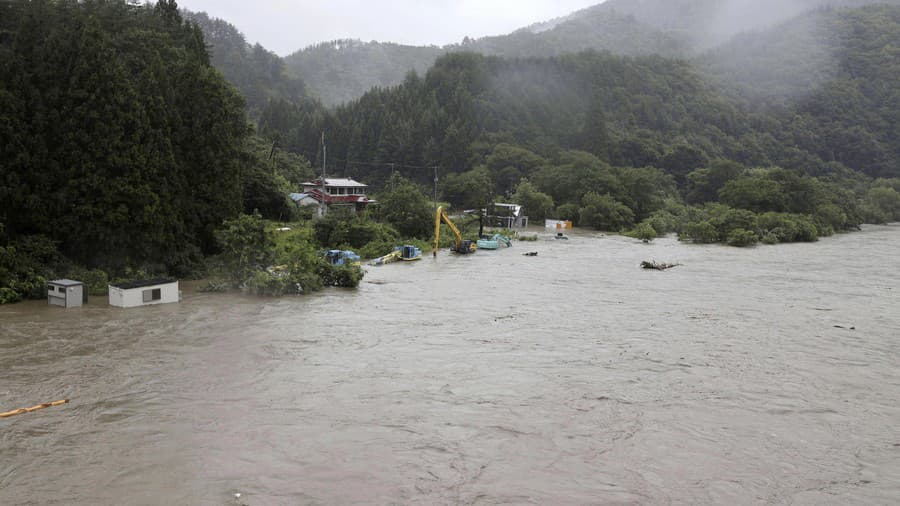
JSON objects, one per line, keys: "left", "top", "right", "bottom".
{"left": 176, "top": 0, "right": 605, "bottom": 56}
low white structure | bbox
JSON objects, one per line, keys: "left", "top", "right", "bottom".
{"left": 545, "top": 219, "right": 573, "bottom": 230}
{"left": 48, "top": 279, "right": 85, "bottom": 308}
{"left": 108, "top": 279, "right": 179, "bottom": 308}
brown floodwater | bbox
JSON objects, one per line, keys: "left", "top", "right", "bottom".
{"left": 1, "top": 225, "right": 899, "bottom": 505}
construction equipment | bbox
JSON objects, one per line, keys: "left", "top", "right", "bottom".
{"left": 433, "top": 206, "right": 477, "bottom": 257}
{"left": 476, "top": 233, "right": 513, "bottom": 250}
{"left": 324, "top": 250, "right": 361, "bottom": 266}
{"left": 369, "top": 245, "right": 422, "bottom": 266}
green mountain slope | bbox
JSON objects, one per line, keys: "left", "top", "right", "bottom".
{"left": 284, "top": 39, "right": 444, "bottom": 107}
{"left": 183, "top": 10, "right": 314, "bottom": 117}
{"left": 708, "top": 5, "right": 900, "bottom": 177}
{"left": 283, "top": 0, "right": 900, "bottom": 106}
{"left": 261, "top": 5, "right": 900, "bottom": 186}
{"left": 0, "top": 0, "right": 249, "bottom": 272}
{"left": 592, "top": 0, "right": 897, "bottom": 49}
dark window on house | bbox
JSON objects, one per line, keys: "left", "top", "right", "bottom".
{"left": 142, "top": 288, "right": 162, "bottom": 303}
{"left": 48, "top": 285, "right": 55, "bottom": 292}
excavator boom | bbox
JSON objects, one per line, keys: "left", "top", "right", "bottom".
{"left": 433, "top": 206, "right": 476, "bottom": 256}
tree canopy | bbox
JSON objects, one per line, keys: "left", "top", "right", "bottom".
{"left": 0, "top": 0, "right": 250, "bottom": 272}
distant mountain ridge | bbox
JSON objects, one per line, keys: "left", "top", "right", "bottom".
{"left": 592, "top": 0, "right": 900, "bottom": 49}
{"left": 183, "top": 10, "right": 313, "bottom": 115}
{"left": 282, "top": 0, "right": 900, "bottom": 106}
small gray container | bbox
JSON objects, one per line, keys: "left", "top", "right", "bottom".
{"left": 48, "top": 279, "right": 85, "bottom": 308}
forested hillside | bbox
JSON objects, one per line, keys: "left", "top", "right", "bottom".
{"left": 454, "top": 10, "right": 689, "bottom": 59}
{"left": 264, "top": 26, "right": 900, "bottom": 187}
{"left": 702, "top": 5, "right": 900, "bottom": 177}
{"left": 183, "top": 10, "right": 313, "bottom": 117}
{"left": 0, "top": 0, "right": 250, "bottom": 269}
{"left": 590, "top": 0, "right": 899, "bottom": 49}
{"left": 0, "top": 0, "right": 318, "bottom": 303}
{"left": 284, "top": 40, "right": 444, "bottom": 107}
{"left": 259, "top": 5, "right": 900, "bottom": 242}
{"left": 283, "top": 10, "right": 687, "bottom": 107}
{"left": 283, "top": 0, "right": 900, "bottom": 106}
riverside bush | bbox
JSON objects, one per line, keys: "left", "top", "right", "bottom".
{"left": 628, "top": 222, "right": 657, "bottom": 242}
{"left": 317, "top": 263, "right": 364, "bottom": 288}
{"left": 727, "top": 228, "right": 759, "bottom": 247}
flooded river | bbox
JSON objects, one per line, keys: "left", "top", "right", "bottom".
{"left": 2, "top": 226, "right": 899, "bottom": 505}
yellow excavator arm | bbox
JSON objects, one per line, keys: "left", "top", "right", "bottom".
{"left": 433, "top": 206, "right": 475, "bottom": 256}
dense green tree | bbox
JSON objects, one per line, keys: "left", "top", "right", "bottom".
{"left": 863, "top": 186, "right": 900, "bottom": 223}
{"left": 441, "top": 167, "right": 493, "bottom": 210}
{"left": 719, "top": 176, "right": 789, "bottom": 214}
{"left": 214, "top": 211, "right": 275, "bottom": 285}
{"left": 511, "top": 179, "right": 554, "bottom": 222}
{"left": 375, "top": 174, "right": 434, "bottom": 238}
{"left": 686, "top": 159, "right": 746, "bottom": 204}
{"left": 579, "top": 192, "right": 635, "bottom": 231}
{"left": 660, "top": 144, "right": 710, "bottom": 186}
{"left": 0, "top": 0, "right": 250, "bottom": 276}
{"left": 616, "top": 166, "right": 678, "bottom": 221}
{"left": 185, "top": 10, "right": 313, "bottom": 118}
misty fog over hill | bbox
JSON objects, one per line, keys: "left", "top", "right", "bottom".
{"left": 276, "top": 0, "right": 900, "bottom": 106}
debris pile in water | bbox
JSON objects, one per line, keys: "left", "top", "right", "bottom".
{"left": 641, "top": 261, "right": 681, "bottom": 270}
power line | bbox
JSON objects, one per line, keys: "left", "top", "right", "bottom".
{"left": 327, "top": 157, "right": 438, "bottom": 170}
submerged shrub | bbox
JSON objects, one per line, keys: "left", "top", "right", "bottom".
{"left": 246, "top": 270, "right": 292, "bottom": 296}
{"left": 757, "top": 212, "right": 819, "bottom": 243}
{"left": 0, "top": 287, "right": 22, "bottom": 304}
{"left": 318, "top": 263, "right": 364, "bottom": 288}
{"left": 359, "top": 240, "right": 396, "bottom": 260}
{"left": 628, "top": 221, "right": 657, "bottom": 242}
{"left": 727, "top": 228, "right": 759, "bottom": 247}
{"left": 680, "top": 220, "right": 719, "bottom": 243}
{"left": 646, "top": 209, "right": 679, "bottom": 235}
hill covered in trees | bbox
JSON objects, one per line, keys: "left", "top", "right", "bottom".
{"left": 0, "top": 0, "right": 249, "bottom": 272}
{"left": 701, "top": 4, "right": 900, "bottom": 177}
{"left": 283, "top": 39, "right": 444, "bottom": 108}
{"left": 259, "top": 5, "right": 900, "bottom": 240}
{"left": 0, "top": 0, "right": 317, "bottom": 302}
{"left": 265, "top": 5, "right": 900, "bottom": 184}
{"left": 584, "top": 0, "right": 900, "bottom": 50}
{"left": 182, "top": 10, "right": 314, "bottom": 117}
{"left": 283, "top": 0, "right": 900, "bottom": 106}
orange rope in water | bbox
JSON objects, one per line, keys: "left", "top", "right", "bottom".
{"left": 0, "top": 399, "right": 69, "bottom": 418}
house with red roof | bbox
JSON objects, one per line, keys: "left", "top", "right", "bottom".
{"left": 295, "top": 177, "right": 375, "bottom": 215}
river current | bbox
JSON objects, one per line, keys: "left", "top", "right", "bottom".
{"left": 2, "top": 225, "right": 899, "bottom": 505}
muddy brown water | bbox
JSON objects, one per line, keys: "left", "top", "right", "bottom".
{"left": 2, "top": 226, "right": 899, "bottom": 505}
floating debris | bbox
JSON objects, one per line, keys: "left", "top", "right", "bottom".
{"left": 1, "top": 399, "right": 69, "bottom": 418}
{"left": 641, "top": 261, "right": 681, "bottom": 270}
{"left": 523, "top": 251, "right": 538, "bottom": 256}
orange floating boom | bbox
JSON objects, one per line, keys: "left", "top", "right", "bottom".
{"left": 0, "top": 399, "right": 69, "bottom": 418}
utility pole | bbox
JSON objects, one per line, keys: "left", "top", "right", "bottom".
{"left": 433, "top": 166, "right": 438, "bottom": 214}
{"left": 320, "top": 131, "right": 326, "bottom": 217}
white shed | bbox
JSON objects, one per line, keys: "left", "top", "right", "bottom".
{"left": 108, "top": 279, "right": 179, "bottom": 308}
{"left": 48, "top": 279, "right": 85, "bottom": 308}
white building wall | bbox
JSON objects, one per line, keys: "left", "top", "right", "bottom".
{"left": 109, "top": 281, "right": 179, "bottom": 308}
{"left": 48, "top": 283, "right": 83, "bottom": 308}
